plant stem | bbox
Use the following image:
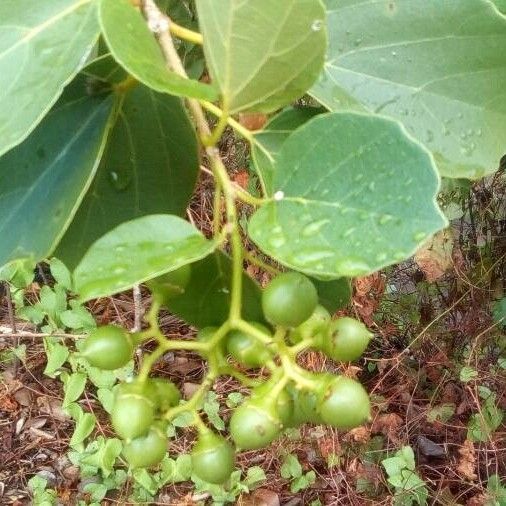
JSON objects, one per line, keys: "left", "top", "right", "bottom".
{"left": 146, "top": 7, "right": 244, "bottom": 322}
{"left": 169, "top": 21, "right": 203, "bottom": 45}
{"left": 203, "top": 102, "right": 230, "bottom": 147}
{"left": 199, "top": 101, "right": 255, "bottom": 143}
{"left": 233, "top": 319, "right": 273, "bottom": 345}
{"left": 164, "top": 373, "right": 216, "bottom": 421}
{"left": 289, "top": 338, "right": 315, "bottom": 356}
{"left": 212, "top": 178, "right": 223, "bottom": 235}
{"left": 243, "top": 249, "right": 281, "bottom": 275}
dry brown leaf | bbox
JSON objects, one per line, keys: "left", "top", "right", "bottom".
{"left": 318, "top": 436, "right": 341, "bottom": 460}
{"left": 36, "top": 396, "right": 69, "bottom": 422}
{"left": 353, "top": 272, "right": 385, "bottom": 324}
{"left": 457, "top": 439, "right": 478, "bottom": 481}
{"left": 232, "top": 170, "right": 250, "bottom": 189}
{"left": 238, "top": 113, "right": 268, "bottom": 131}
{"left": 466, "top": 494, "right": 487, "bottom": 506}
{"left": 354, "top": 273, "right": 385, "bottom": 297}
{"left": 371, "top": 413, "right": 403, "bottom": 443}
{"left": 414, "top": 230, "right": 454, "bottom": 282}
{"left": 0, "top": 393, "right": 18, "bottom": 412}
{"left": 237, "top": 488, "right": 280, "bottom": 506}
{"left": 346, "top": 426, "right": 371, "bottom": 443}
{"left": 354, "top": 462, "right": 383, "bottom": 489}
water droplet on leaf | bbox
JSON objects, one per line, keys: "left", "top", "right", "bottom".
{"left": 302, "top": 219, "right": 330, "bottom": 237}
{"left": 311, "top": 19, "right": 323, "bottom": 31}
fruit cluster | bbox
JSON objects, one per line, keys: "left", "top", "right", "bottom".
{"left": 80, "top": 270, "right": 372, "bottom": 484}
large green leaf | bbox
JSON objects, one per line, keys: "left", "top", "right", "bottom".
{"left": 99, "top": 0, "right": 217, "bottom": 101}
{"left": 0, "top": 94, "right": 115, "bottom": 268}
{"left": 492, "top": 0, "right": 506, "bottom": 14}
{"left": 74, "top": 215, "right": 216, "bottom": 301}
{"left": 56, "top": 78, "right": 200, "bottom": 268}
{"left": 196, "top": 0, "right": 327, "bottom": 113}
{"left": 252, "top": 107, "right": 324, "bottom": 194}
{"left": 248, "top": 113, "right": 447, "bottom": 278}
{"left": 311, "top": 0, "right": 506, "bottom": 179}
{"left": 0, "top": 0, "right": 99, "bottom": 157}
{"left": 313, "top": 277, "right": 351, "bottom": 313}
{"left": 167, "top": 252, "right": 265, "bottom": 328}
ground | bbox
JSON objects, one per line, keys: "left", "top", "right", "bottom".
{"left": 0, "top": 156, "right": 505, "bottom": 505}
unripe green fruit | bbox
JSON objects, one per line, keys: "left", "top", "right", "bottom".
{"left": 289, "top": 305, "right": 331, "bottom": 344}
{"left": 262, "top": 272, "right": 318, "bottom": 327}
{"left": 318, "top": 376, "right": 371, "bottom": 429}
{"left": 229, "top": 397, "right": 282, "bottom": 450}
{"left": 146, "top": 264, "right": 191, "bottom": 300}
{"left": 285, "top": 373, "right": 333, "bottom": 426}
{"left": 148, "top": 378, "right": 181, "bottom": 411}
{"left": 226, "top": 322, "right": 273, "bottom": 368}
{"left": 319, "top": 317, "right": 372, "bottom": 362}
{"left": 191, "top": 431, "right": 235, "bottom": 484}
{"left": 81, "top": 325, "right": 133, "bottom": 370}
{"left": 122, "top": 424, "right": 167, "bottom": 468}
{"left": 111, "top": 383, "right": 155, "bottom": 440}
{"left": 252, "top": 382, "right": 293, "bottom": 427}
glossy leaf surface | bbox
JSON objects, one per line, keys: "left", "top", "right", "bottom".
{"left": 0, "top": 94, "right": 114, "bottom": 268}
{"left": 313, "top": 277, "right": 352, "bottom": 313}
{"left": 99, "top": 0, "right": 217, "bottom": 100}
{"left": 249, "top": 112, "right": 447, "bottom": 278}
{"left": 311, "top": 0, "right": 506, "bottom": 179}
{"left": 196, "top": 0, "right": 327, "bottom": 113}
{"left": 74, "top": 215, "right": 216, "bottom": 301}
{"left": 252, "top": 107, "right": 323, "bottom": 194}
{"left": 0, "top": 0, "right": 99, "bottom": 156}
{"left": 56, "top": 78, "right": 200, "bottom": 268}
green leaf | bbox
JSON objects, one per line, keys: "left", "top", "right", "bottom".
{"left": 313, "top": 277, "right": 351, "bottom": 312}
{"left": 167, "top": 251, "right": 264, "bottom": 327}
{"left": 43, "top": 336, "right": 69, "bottom": 377}
{"left": 99, "top": 0, "right": 217, "bottom": 101}
{"left": 226, "top": 392, "right": 244, "bottom": 408}
{"left": 459, "top": 366, "right": 478, "bottom": 383}
{"left": 0, "top": 94, "right": 115, "bottom": 268}
{"left": 252, "top": 107, "right": 324, "bottom": 194}
{"left": 49, "top": 258, "right": 73, "bottom": 291}
{"left": 311, "top": 0, "right": 506, "bottom": 180}
{"left": 17, "top": 304, "right": 46, "bottom": 326}
{"left": 492, "top": 297, "right": 506, "bottom": 327}
{"left": 397, "top": 446, "right": 416, "bottom": 471}
{"left": 60, "top": 301, "right": 96, "bottom": 331}
{"left": 0, "top": 0, "right": 99, "bottom": 156}
{"left": 133, "top": 468, "right": 159, "bottom": 496}
{"left": 281, "top": 454, "right": 303, "bottom": 479}
{"left": 427, "top": 403, "right": 455, "bottom": 424}
{"left": 382, "top": 456, "right": 405, "bottom": 478}
{"left": 39, "top": 285, "right": 67, "bottom": 323}
{"left": 81, "top": 437, "right": 123, "bottom": 477}
{"left": 203, "top": 392, "right": 225, "bottom": 431}
{"left": 174, "top": 454, "right": 193, "bottom": 482}
{"left": 291, "top": 471, "right": 316, "bottom": 493}
{"left": 83, "top": 483, "right": 108, "bottom": 503}
{"left": 70, "top": 412, "right": 96, "bottom": 447}
{"left": 196, "top": 0, "right": 327, "bottom": 113}
{"left": 0, "top": 259, "right": 35, "bottom": 288}
{"left": 492, "top": 0, "right": 506, "bottom": 14}
{"left": 62, "top": 372, "right": 87, "bottom": 407}
{"left": 97, "top": 388, "right": 115, "bottom": 413}
{"left": 74, "top": 215, "right": 216, "bottom": 301}
{"left": 243, "top": 466, "right": 266, "bottom": 490}
{"left": 56, "top": 82, "right": 200, "bottom": 269}
{"left": 249, "top": 112, "right": 447, "bottom": 278}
